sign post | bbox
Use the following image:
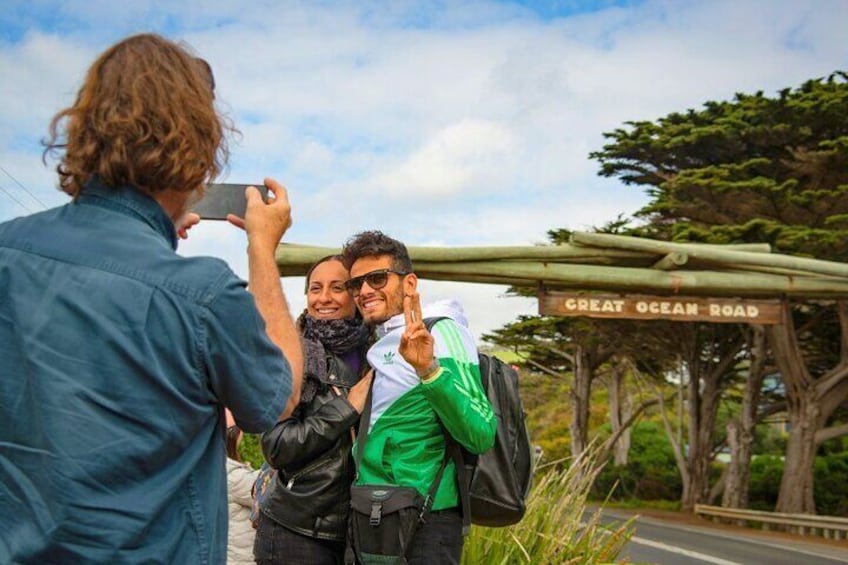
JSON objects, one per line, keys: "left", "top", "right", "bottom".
{"left": 538, "top": 291, "right": 783, "bottom": 325}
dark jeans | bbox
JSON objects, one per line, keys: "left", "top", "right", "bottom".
{"left": 254, "top": 512, "right": 346, "bottom": 565}
{"left": 406, "top": 509, "right": 464, "bottom": 565}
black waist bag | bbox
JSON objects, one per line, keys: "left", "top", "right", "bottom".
{"left": 350, "top": 381, "right": 449, "bottom": 564}
{"left": 349, "top": 485, "right": 425, "bottom": 564}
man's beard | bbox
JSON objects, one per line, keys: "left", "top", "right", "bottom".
{"left": 361, "top": 287, "right": 403, "bottom": 326}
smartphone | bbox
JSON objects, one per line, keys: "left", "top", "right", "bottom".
{"left": 192, "top": 183, "right": 268, "bottom": 220}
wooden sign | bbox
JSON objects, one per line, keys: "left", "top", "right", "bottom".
{"left": 538, "top": 291, "right": 783, "bottom": 325}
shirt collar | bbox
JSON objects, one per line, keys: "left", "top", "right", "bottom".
{"left": 77, "top": 177, "right": 178, "bottom": 250}
{"left": 377, "top": 311, "right": 407, "bottom": 338}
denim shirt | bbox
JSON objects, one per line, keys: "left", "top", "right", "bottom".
{"left": 0, "top": 179, "right": 292, "bottom": 564}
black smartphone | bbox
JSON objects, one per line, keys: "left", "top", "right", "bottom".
{"left": 192, "top": 183, "right": 268, "bottom": 220}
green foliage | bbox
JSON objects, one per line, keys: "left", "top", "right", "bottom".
{"left": 752, "top": 424, "right": 788, "bottom": 455}
{"left": 606, "top": 498, "right": 681, "bottom": 512}
{"left": 747, "top": 453, "right": 848, "bottom": 516}
{"left": 593, "top": 422, "right": 683, "bottom": 501}
{"left": 591, "top": 71, "right": 848, "bottom": 260}
{"left": 462, "top": 446, "right": 634, "bottom": 564}
{"left": 519, "top": 370, "right": 573, "bottom": 462}
{"left": 238, "top": 433, "right": 264, "bottom": 470}
{"left": 814, "top": 452, "right": 848, "bottom": 516}
{"left": 747, "top": 455, "right": 790, "bottom": 511}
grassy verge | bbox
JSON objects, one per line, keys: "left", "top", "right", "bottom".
{"left": 462, "top": 446, "right": 634, "bottom": 564}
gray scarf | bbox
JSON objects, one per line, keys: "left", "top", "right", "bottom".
{"left": 297, "top": 312, "right": 370, "bottom": 406}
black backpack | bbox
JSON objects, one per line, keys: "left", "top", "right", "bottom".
{"left": 425, "top": 317, "right": 534, "bottom": 531}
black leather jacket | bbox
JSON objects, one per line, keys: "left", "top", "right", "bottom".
{"left": 260, "top": 353, "right": 363, "bottom": 541}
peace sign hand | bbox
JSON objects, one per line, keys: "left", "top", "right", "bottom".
{"left": 398, "top": 291, "right": 435, "bottom": 377}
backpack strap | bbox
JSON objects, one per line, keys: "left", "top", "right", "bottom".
{"left": 443, "top": 432, "right": 473, "bottom": 535}
{"left": 424, "top": 316, "right": 473, "bottom": 536}
{"left": 353, "top": 377, "right": 375, "bottom": 480}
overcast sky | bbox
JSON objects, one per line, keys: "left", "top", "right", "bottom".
{"left": 2, "top": 0, "right": 847, "bottom": 341}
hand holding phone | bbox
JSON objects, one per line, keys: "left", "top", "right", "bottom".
{"left": 192, "top": 183, "right": 268, "bottom": 220}
{"left": 225, "top": 178, "right": 293, "bottom": 251}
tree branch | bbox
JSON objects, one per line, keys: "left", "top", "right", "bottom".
{"left": 819, "top": 375, "right": 848, "bottom": 419}
{"left": 815, "top": 361, "right": 848, "bottom": 400}
{"left": 524, "top": 358, "right": 566, "bottom": 379}
{"left": 706, "top": 334, "right": 746, "bottom": 384}
{"left": 756, "top": 401, "right": 787, "bottom": 423}
{"left": 815, "top": 422, "right": 848, "bottom": 446}
{"left": 599, "top": 394, "right": 670, "bottom": 460}
{"left": 541, "top": 344, "right": 575, "bottom": 365}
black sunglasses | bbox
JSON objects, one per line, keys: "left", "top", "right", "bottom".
{"left": 345, "top": 269, "right": 408, "bottom": 294}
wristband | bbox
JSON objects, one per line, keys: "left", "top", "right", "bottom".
{"left": 416, "top": 357, "right": 440, "bottom": 379}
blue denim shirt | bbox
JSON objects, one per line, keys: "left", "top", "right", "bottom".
{"left": 0, "top": 179, "right": 292, "bottom": 564}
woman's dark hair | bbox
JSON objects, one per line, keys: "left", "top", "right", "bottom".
{"left": 225, "top": 425, "right": 243, "bottom": 462}
{"left": 341, "top": 230, "right": 413, "bottom": 273}
{"left": 303, "top": 254, "right": 346, "bottom": 294}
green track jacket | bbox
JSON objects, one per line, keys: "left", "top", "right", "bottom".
{"left": 355, "top": 299, "right": 497, "bottom": 510}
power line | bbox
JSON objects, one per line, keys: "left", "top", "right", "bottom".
{"left": 0, "top": 179, "right": 34, "bottom": 214}
{"left": 0, "top": 163, "right": 49, "bottom": 211}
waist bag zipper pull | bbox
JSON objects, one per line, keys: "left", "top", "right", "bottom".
{"left": 369, "top": 500, "right": 383, "bottom": 526}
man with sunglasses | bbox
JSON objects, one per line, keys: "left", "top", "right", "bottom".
{"left": 341, "top": 230, "right": 497, "bottom": 564}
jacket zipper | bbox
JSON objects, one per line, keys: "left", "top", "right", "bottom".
{"left": 284, "top": 452, "right": 334, "bottom": 489}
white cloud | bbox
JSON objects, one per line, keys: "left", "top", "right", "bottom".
{"left": 370, "top": 119, "right": 516, "bottom": 198}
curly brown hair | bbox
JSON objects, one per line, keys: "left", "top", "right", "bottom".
{"left": 43, "top": 33, "right": 235, "bottom": 198}
{"left": 341, "top": 230, "right": 413, "bottom": 273}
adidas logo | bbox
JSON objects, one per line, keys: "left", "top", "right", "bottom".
{"left": 383, "top": 351, "right": 395, "bottom": 365}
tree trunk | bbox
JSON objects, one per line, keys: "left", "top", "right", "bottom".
{"left": 723, "top": 326, "right": 767, "bottom": 510}
{"left": 766, "top": 301, "right": 848, "bottom": 515}
{"left": 679, "top": 326, "right": 744, "bottom": 513}
{"left": 681, "top": 364, "right": 722, "bottom": 512}
{"left": 708, "top": 465, "right": 728, "bottom": 505}
{"left": 608, "top": 365, "right": 632, "bottom": 466}
{"left": 570, "top": 345, "right": 592, "bottom": 459}
{"left": 656, "top": 379, "right": 691, "bottom": 507}
{"left": 722, "top": 421, "right": 745, "bottom": 512}
{"left": 777, "top": 389, "right": 820, "bottom": 514}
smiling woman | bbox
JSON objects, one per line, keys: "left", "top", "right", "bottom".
{"left": 255, "top": 254, "right": 374, "bottom": 565}
{"left": 306, "top": 255, "right": 357, "bottom": 320}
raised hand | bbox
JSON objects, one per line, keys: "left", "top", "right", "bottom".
{"left": 398, "top": 291, "right": 435, "bottom": 376}
{"left": 227, "top": 177, "right": 293, "bottom": 250}
{"left": 346, "top": 370, "right": 374, "bottom": 414}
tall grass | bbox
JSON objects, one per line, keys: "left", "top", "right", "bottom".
{"left": 462, "top": 446, "right": 634, "bottom": 564}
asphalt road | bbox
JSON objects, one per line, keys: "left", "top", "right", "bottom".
{"left": 598, "top": 509, "right": 848, "bottom": 565}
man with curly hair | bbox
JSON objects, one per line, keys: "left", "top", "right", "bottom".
{"left": 341, "top": 231, "right": 497, "bottom": 564}
{"left": 0, "top": 34, "right": 302, "bottom": 563}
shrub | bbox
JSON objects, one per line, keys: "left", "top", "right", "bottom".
{"left": 462, "top": 445, "right": 634, "bottom": 564}
{"left": 814, "top": 452, "right": 848, "bottom": 516}
{"left": 593, "top": 421, "right": 682, "bottom": 501}
{"left": 747, "top": 453, "right": 848, "bottom": 516}
{"left": 238, "top": 433, "right": 264, "bottom": 469}
{"left": 739, "top": 455, "right": 782, "bottom": 511}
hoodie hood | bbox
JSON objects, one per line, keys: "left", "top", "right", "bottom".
{"left": 377, "top": 298, "right": 470, "bottom": 337}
